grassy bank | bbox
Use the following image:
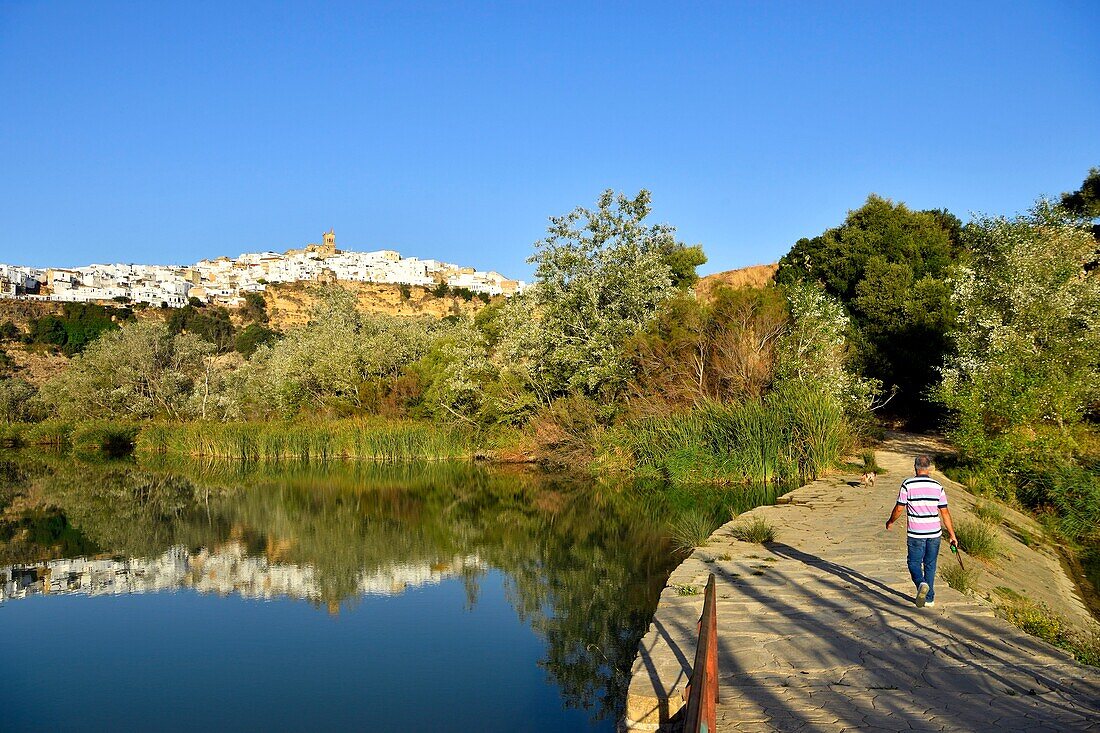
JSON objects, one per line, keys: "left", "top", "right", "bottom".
{"left": 135, "top": 419, "right": 475, "bottom": 462}
{"left": 3, "top": 388, "right": 849, "bottom": 475}
{"left": 603, "top": 385, "right": 849, "bottom": 484}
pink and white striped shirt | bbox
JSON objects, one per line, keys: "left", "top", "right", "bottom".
{"left": 897, "top": 476, "right": 948, "bottom": 539}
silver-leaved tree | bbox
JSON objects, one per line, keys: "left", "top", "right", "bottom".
{"left": 526, "top": 189, "right": 703, "bottom": 400}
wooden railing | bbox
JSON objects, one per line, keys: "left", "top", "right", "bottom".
{"left": 683, "top": 572, "right": 718, "bottom": 733}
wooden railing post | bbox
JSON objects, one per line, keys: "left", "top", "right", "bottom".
{"left": 683, "top": 573, "right": 718, "bottom": 733}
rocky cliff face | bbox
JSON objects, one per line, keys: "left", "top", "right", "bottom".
{"left": 261, "top": 281, "right": 492, "bottom": 329}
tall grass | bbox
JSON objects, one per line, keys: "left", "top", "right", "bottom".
{"left": 71, "top": 421, "right": 140, "bottom": 457}
{"left": 135, "top": 419, "right": 474, "bottom": 462}
{"left": 730, "top": 515, "right": 777, "bottom": 544}
{"left": 668, "top": 509, "right": 723, "bottom": 552}
{"left": 607, "top": 383, "right": 849, "bottom": 485}
{"left": 0, "top": 420, "right": 74, "bottom": 448}
{"left": 955, "top": 518, "right": 1000, "bottom": 560}
{"left": 941, "top": 562, "right": 982, "bottom": 594}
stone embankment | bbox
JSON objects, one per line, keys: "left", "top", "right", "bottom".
{"left": 624, "top": 434, "right": 1100, "bottom": 732}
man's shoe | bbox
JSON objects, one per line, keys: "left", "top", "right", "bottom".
{"left": 916, "top": 582, "right": 929, "bottom": 607}
{"left": 925, "top": 601, "right": 935, "bottom": 608}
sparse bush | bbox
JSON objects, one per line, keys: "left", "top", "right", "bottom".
{"left": 955, "top": 518, "right": 1000, "bottom": 560}
{"left": 861, "top": 449, "right": 882, "bottom": 473}
{"left": 730, "top": 515, "right": 776, "bottom": 544}
{"left": 999, "top": 598, "right": 1100, "bottom": 667}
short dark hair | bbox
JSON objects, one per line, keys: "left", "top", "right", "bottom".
{"left": 914, "top": 455, "right": 932, "bottom": 470}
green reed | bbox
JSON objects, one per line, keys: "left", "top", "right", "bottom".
{"left": 607, "top": 383, "right": 849, "bottom": 485}
{"left": 135, "top": 419, "right": 474, "bottom": 462}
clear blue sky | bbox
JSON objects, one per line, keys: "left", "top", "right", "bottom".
{"left": 1, "top": 1, "right": 1097, "bottom": 279}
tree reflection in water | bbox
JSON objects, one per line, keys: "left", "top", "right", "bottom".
{"left": 0, "top": 452, "right": 784, "bottom": 723}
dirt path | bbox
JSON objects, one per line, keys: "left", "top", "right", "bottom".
{"left": 623, "top": 436, "right": 1100, "bottom": 732}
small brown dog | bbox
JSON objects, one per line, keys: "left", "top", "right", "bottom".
{"left": 861, "top": 471, "right": 877, "bottom": 486}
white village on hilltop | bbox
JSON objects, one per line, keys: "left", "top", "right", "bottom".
{"left": 0, "top": 230, "right": 525, "bottom": 308}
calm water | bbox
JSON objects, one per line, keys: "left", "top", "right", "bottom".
{"left": 0, "top": 453, "right": 783, "bottom": 731}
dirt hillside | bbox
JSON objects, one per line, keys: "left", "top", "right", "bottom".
{"left": 695, "top": 263, "right": 778, "bottom": 300}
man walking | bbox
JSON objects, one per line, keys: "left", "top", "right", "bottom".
{"left": 885, "top": 455, "right": 958, "bottom": 608}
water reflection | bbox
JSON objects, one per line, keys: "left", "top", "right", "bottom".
{"left": 2, "top": 545, "right": 484, "bottom": 603}
{"left": 0, "top": 452, "right": 786, "bottom": 728}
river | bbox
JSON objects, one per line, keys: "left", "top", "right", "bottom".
{"left": 0, "top": 452, "right": 783, "bottom": 731}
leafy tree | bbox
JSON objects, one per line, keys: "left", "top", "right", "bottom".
{"left": 938, "top": 202, "right": 1100, "bottom": 465}
{"left": 407, "top": 320, "right": 494, "bottom": 424}
{"left": 776, "top": 195, "right": 963, "bottom": 421}
{"left": 40, "top": 321, "right": 216, "bottom": 420}
{"left": 1061, "top": 166, "right": 1100, "bottom": 245}
{"left": 0, "top": 321, "right": 20, "bottom": 341}
{"left": 528, "top": 189, "right": 697, "bottom": 399}
{"left": 660, "top": 242, "right": 707, "bottom": 288}
{"left": 1061, "top": 166, "right": 1100, "bottom": 219}
{"left": 239, "top": 286, "right": 451, "bottom": 417}
{"left": 451, "top": 286, "right": 476, "bottom": 302}
{"left": 773, "top": 282, "right": 880, "bottom": 415}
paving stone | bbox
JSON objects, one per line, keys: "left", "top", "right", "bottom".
{"left": 622, "top": 437, "right": 1100, "bottom": 732}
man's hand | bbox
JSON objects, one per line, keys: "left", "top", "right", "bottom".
{"left": 949, "top": 535, "right": 958, "bottom": 549}
{"left": 885, "top": 519, "right": 894, "bottom": 530}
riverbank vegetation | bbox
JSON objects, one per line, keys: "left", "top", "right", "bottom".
{"left": 0, "top": 189, "right": 869, "bottom": 481}
{"left": 1, "top": 172, "right": 1097, "bottom": 504}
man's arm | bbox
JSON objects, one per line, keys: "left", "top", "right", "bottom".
{"left": 940, "top": 506, "right": 958, "bottom": 547}
{"left": 885, "top": 503, "right": 905, "bottom": 530}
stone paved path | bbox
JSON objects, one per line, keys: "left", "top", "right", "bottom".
{"left": 624, "top": 436, "right": 1100, "bottom": 732}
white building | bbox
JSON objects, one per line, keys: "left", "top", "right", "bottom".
{"left": 0, "top": 231, "right": 525, "bottom": 308}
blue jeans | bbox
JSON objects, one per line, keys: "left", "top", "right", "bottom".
{"left": 906, "top": 536, "right": 941, "bottom": 602}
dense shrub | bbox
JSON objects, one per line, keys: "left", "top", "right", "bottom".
{"left": 235, "top": 323, "right": 279, "bottom": 357}
{"left": 166, "top": 305, "right": 236, "bottom": 353}
{"left": 29, "top": 303, "right": 132, "bottom": 355}
{"left": 1014, "top": 457, "right": 1100, "bottom": 543}
{"left": 40, "top": 321, "right": 219, "bottom": 421}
